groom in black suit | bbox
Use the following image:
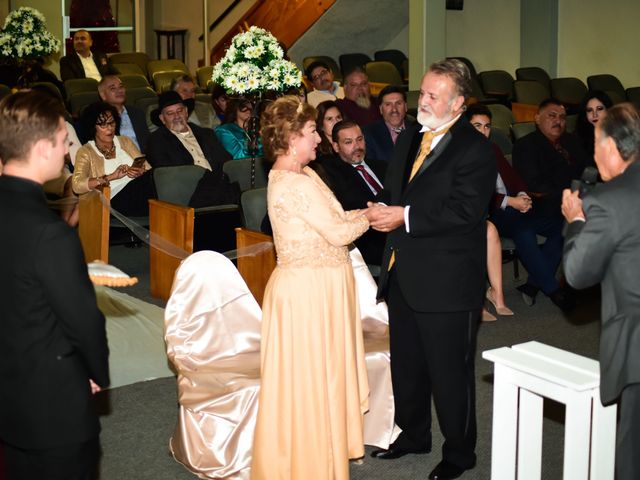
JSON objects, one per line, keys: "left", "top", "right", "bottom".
{"left": 320, "top": 120, "right": 387, "bottom": 266}
{"left": 368, "top": 59, "right": 495, "bottom": 480}
{"left": 0, "top": 91, "right": 110, "bottom": 479}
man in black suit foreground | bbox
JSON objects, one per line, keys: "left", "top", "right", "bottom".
{"left": 562, "top": 103, "right": 640, "bottom": 480}
{"left": 368, "top": 59, "right": 495, "bottom": 480}
{"left": 0, "top": 91, "right": 110, "bottom": 479}
{"left": 320, "top": 119, "right": 387, "bottom": 266}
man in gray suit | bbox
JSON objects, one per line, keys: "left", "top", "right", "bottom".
{"left": 562, "top": 103, "right": 640, "bottom": 480}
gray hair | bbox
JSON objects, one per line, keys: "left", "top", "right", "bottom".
{"left": 598, "top": 102, "right": 640, "bottom": 162}
{"left": 428, "top": 59, "right": 472, "bottom": 100}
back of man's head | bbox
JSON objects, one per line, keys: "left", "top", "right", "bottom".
{"left": 0, "top": 91, "right": 65, "bottom": 165}
{"left": 599, "top": 103, "right": 640, "bottom": 162}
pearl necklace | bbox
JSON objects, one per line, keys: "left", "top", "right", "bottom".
{"left": 95, "top": 142, "right": 116, "bottom": 159}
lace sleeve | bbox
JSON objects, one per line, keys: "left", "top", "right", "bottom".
{"left": 284, "top": 175, "right": 369, "bottom": 247}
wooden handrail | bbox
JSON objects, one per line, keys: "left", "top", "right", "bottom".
{"left": 209, "top": 1, "right": 265, "bottom": 65}
{"left": 197, "top": 0, "right": 243, "bottom": 42}
{"left": 208, "top": 0, "right": 335, "bottom": 66}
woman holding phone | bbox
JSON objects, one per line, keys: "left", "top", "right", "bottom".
{"left": 72, "top": 101, "right": 155, "bottom": 215}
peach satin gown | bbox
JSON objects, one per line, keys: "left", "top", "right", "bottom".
{"left": 251, "top": 167, "right": 370, "bottom": 480}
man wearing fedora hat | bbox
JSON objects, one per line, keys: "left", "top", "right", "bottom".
{"left": 146, "top": 91, "right": 239, "bottom": 206}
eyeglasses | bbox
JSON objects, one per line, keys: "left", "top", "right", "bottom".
{"left": 96, "top": 120, "right": 116, "bottom": 128}
{"left": 311, "top": 69, "right": 330, "bottom": 82}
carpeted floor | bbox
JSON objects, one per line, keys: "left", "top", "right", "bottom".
{"left": 95, "top": 244, "right": 602, "bottom": 479}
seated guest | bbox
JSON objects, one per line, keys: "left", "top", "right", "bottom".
{"left": 363, "top": 85, "right": 415, "bottom": 163}
{"left": 320, "top": 120, "right": 386, "bottom": 266}
{"left": 72, "top": 102, "right": 155, "bottom": 216}
{"left": 513, "top": 98, "right": 589, "bottom": 218}
{"left": 93, "top": 75, "right": 149, "bottom": 152}
{"left": 336, "top": 68, "right": 382, "bottom": 128}
{"left": 215, "top": 98, "right": 263, "bottom": 159}
{"left": 59, "top": 29, "right": 116, "bottom": 82}
{"left": 316, "top": 100, "right": 344, "bottom": 156}
{"left": 15, "top": 57, "right": 65, "bottom": 97}
{"left": 575, "top": 90, "right": 612, "bottom": 157}
{"left": 146, "top": 91, "right": 239, "bottom": 207}
{"left": 305, "top": 60, "right": 345, "bottom": 108}
{"left": 286, "top": 84, "right": 308, "bottom": 103}
{"left": 171, "top": 74, "right": 220, "bottom": 130}
{"left": 211, "top": 84, "right": 228, "bottom": 123}
{"left": 470, "top": 103, "right": 574, "bottom": 310}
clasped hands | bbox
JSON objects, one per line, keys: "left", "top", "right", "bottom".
{"left": 507, "top": 192, "right": 532, "bottom": 213}
{"left": 362, "top": 202, "right": 405, "bottom": 232}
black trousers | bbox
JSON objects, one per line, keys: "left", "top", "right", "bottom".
{"left": 110, "top": 171, "right": 155, "bottom": 217}
{"left": 616, "top": 383, "right": 640, "bottom": 480}
{"left": 387, "top": 269, "right": 479, "bottom": 469}
{"left": 4, "top": 437, "right": 99, "bottom": 480}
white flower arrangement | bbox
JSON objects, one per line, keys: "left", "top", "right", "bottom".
{"left": 0, "top": 7, "right": 60, "bottom": 60}
{"left": 212, "top": 26, "right": 301, "bottom": 96}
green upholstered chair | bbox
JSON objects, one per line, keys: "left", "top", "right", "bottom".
{"left": 240, "top": 188, "right": 267, "bottom": 232}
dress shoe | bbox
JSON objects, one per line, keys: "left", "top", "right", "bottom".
{"left": 517, "top": 283, "right": 539, "bottom": 306}
{"left": 428, "top": 460, "right": 470, "bottom": 479}
{"left": 549, "top": 287, "right": 576, "bottom": 312}
{"left": 370, "top": 445, "right": 430, "bottom": 459}
{"left": 486, "top": 287, "right": 514, "bottom": 316}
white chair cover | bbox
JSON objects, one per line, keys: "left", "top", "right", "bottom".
{"left": 165, "top": 251, "right": 261, "bottom": 479}
{"left": 164, "top": 248, "right": 398, "bottom": 479}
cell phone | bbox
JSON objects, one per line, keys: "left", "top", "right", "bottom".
{"left": 131, "top": 156, "right": 146, "bottom": 169}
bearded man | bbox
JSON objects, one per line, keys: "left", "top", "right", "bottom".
{"left": 336, "top": 68, "right": 382, "bottom": 127}
{"left": 367, "top": 59, "right": 495, "bottom": 480}
{"left": 145, "top": 91, "right": 238, "bottom": 206}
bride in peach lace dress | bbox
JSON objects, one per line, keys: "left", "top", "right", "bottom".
{"left": 251, "top": 97, "right": 371, "bottom": 480}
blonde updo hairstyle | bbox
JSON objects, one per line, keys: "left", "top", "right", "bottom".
{"left": 260, "top": 95, "right": 316, "bottom": 161}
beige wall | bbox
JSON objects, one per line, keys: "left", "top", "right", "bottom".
{"left": 445, "top": 0, "right": 520, "bottom": 75}
{"left": 558, "top": 0, "right": 640, "bottom": 86}
{"left": 152, "top": 0, "right": 255, "bottom": 74}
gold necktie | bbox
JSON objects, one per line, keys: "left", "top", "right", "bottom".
{"left": 408, "top": 126, "right": 450, "bottom": 181}
{"left": 388, "top": 126, "right": 450, "bottom": 271}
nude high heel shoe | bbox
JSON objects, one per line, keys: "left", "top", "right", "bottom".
{"left": 486, "top": 287, "right": 514, "bottom": 316}
{"left": 482, "top": 308, "right": 497, "bottom": 322}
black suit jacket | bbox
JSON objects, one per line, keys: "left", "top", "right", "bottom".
{"left": 321, "top": 155, "right": 387, "bottom": 265}
{"left": 363, "top": 119, "right": 416, "bottom": 163}
{"left": 0, "top": 176, "right": 109, "bottom": 449}
{"left": 59, "top": 51, "right": 116, "bottom": 82}
{"left": 376, "top": 119, "right": 496, "bottom": 312}
{"left": 124, "top": 105, "right": 149, "bottom": 154}
{"left": 512, "top": 129, "right": 588, "bottom": 217}
{"left": 146, "top": 122, "right": 231, "bottom": 169}
{"left": 146, "top": 123, "right": 237, "bottom": 206}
